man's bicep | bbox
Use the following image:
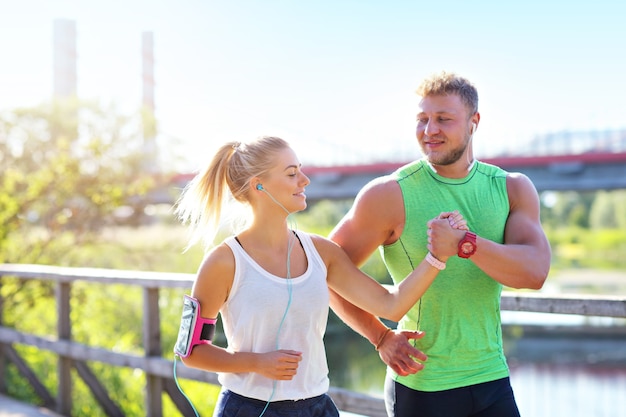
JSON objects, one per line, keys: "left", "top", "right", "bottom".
{"left": 504, "top": 174, "right": 546, "bottom": 246}
{"left": 330, "top": 183, "right": 398, "bottom": 266}
{"left": 329, "top": 212, "right": 383, "bottom": 266}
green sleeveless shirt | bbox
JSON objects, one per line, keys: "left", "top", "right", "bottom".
{"left": 382, "top": 159, "right": 511, "bottom": 391}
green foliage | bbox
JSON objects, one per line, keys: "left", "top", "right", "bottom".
{"left": 568, "top": 203, "right": 588, "bottom": 228}
{"left": 3, "top": 279, "right": 56, "bottom": 333}
{"left": 540, "top": 190, "right": 594, "bottom": 229}
{"left": 589, "top": 191, "right": 616, "bottom": 229}
{"left": 68, "top": 363, "right": 146, "bottom": 417}
{"left": 589, "top": 190, "right": 626, "bottom": 230}
{"left": 539, "top": 190, "right": 626, "bottom": 269}
{"left": 0, "top": 98, "right": 175, "bottom": 415}
{"left": 4, "top": 346, "right": 58, "bottom": 405}
{"left": 547, "top": 226, "right": 626, "bottom": 269}
{"left": 71, "top": 282, "right": 142, "bottom": 352}
{"left": 0, "top": 98, "right": 161, "bottom": 265}
{"left": 293, "top": 199, "right": 353, "bottom": 236}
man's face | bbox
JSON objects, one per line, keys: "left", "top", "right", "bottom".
{"left": 416, "top": 94, "right": 474, "bottom": 167}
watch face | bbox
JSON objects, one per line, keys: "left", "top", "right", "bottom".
{"left": 461, "top": 242, "right": 474, "bottom": 254}
{"left": 458, "top": 232, "right": 477, "bottom": 258}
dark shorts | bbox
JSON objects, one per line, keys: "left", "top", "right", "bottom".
{"left": 384, "top": 376, "right": 521, "bottom": 417}
{"left": 213, "top": 389, "right": 340, "bottom": 417}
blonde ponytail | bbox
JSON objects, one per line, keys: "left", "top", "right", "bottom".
{"left": 175, "top": 136, "right": 289, "bottom": 249}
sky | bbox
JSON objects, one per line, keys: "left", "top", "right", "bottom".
{"left": 2, "top": 0, "right": 626, "bottom": 170}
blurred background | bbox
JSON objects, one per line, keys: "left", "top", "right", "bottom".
{"left": 3, "top": 0, "right": 626, "bottom": 168}
{"left": 1, "top": 1, "right": 625, "bottom": 416}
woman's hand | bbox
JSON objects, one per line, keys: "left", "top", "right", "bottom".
{"left": 256, "top": 349, "right": 302, "bottom": 380}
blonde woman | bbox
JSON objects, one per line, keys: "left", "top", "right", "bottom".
{"left": 175, "top": 136, "right": 466, "bottom": 417}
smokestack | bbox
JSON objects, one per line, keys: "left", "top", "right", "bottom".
{"left": 142, "top": 31, "right": 155, "bottom": 112}
{"left": 53, "top": 19, "right": 77, "bottom": 99}
{"left": 141, "top": 31, "right": 158, "bottom": 172}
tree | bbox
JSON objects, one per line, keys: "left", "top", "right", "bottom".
{"left": 589, "top": 190, "right": 626, "bottom": 230}
{"left": 0, "top": 98, "right": 159, "bottom": 265}
{"left": 545, "top": 191, "right": 594, "bottom": 229}
{"left": 611, "top": 190, "right": 626, "bottom": 230}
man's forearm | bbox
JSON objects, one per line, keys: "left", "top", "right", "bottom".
{"left": 329, "top": 289, "right": 390, "bottom": 347}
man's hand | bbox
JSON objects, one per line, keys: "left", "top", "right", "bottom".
{"left": 377, "top": 330, "right": 427, "bottom": 376}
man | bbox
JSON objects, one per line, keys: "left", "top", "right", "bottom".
{"left": 328, "top": 71, "right": 551, "bottom": 417}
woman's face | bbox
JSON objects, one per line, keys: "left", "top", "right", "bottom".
{"left": 257, "top": 147, "right": 310, "bottom": 214}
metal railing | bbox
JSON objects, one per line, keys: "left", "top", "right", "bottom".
{"left": 1, "top": 263, "right": 625, "bottom": 417}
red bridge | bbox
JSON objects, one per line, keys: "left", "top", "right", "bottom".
{"left": 167, "top": 150, "right": 626, "bottom": 203}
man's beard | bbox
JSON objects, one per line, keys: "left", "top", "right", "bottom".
{"left": 425, "top": 139, "right": 469, "bottom": 167}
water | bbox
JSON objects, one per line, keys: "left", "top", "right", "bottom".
{"left": 505, "top": 315, "right": 626, "bottom": 417}
{"left": 510, "top": 364, "right": 626, "bottom": 417}
{"left": 325, "top": 316, "right": 626, "bottom": 417}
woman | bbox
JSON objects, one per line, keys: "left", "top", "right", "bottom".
{"left": 175, "top": 136, "right": 465, "bottom": 417}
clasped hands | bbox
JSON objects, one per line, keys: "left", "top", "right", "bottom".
{"left": 427, "top": 210, "right": 469, "bottom": 263}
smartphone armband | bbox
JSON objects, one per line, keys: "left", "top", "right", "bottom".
{"left": 173, "top": 295, "right": 217, "bottom": 358}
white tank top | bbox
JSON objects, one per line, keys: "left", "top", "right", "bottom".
{"left": 218, "top": 231, "right": 330, "bottom": 401}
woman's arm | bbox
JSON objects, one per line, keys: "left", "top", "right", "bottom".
{"left": 320, "top": 213, "right": 464, "bottom": 322}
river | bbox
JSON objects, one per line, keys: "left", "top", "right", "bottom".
{"left": 510, "top": 363, "right": 626, "bottom": 417}
{"left": 325, "top": 312, "right": 626, "bottom": 417}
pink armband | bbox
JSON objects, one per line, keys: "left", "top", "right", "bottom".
{"left": 173, "top": 295, "right": 217, "bottom": 358}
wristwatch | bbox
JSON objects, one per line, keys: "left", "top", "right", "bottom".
{"left": 458, "top": 231, "right": 477, "bottom": 258}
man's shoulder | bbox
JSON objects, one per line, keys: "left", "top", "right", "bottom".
{"left": 505, "top": 171, "right": 538, "bottom": 197}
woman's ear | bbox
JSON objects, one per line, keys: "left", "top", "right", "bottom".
{"left": 250, "top": 177, "right": 262, "bottom": 193}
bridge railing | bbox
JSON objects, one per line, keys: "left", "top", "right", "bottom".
{"left": 1, "top": 264, "right": 625, "bottom": 417}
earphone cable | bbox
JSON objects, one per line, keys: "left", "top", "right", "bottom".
{"left": 258, "top": 215, "right": 297, "bottom": 417}
{"left": 173, "top": 356, "right": 201, "bottom": 417}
